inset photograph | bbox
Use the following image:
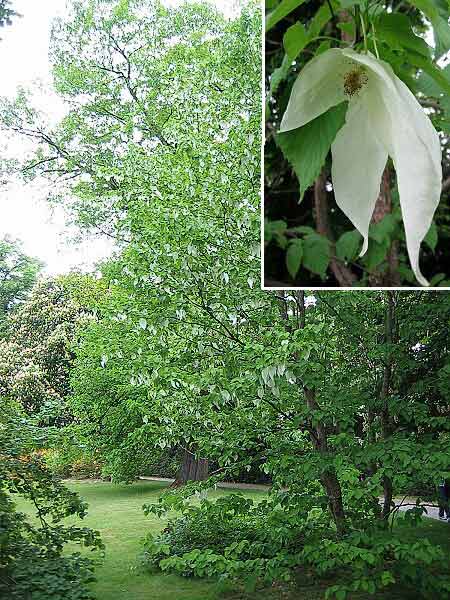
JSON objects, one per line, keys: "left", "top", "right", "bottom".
{"left": 264, "top": 0, "right": 450, "bottom": 288}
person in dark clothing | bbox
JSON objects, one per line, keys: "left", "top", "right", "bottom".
{"left": 438, "top": 479, "right": 450, "bottom": 521}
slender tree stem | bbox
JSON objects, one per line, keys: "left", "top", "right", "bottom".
{"left": 360, "top": 13, "right": 368, "bottom": 52}
{"left": 372, "top": 23, "right": 380, "bottom": 58}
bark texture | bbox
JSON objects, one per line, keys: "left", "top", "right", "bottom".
{"left": 369, "top": 169, "right": 401, "bottom": 287}
{"left": 304, "top": 386, "right": 347, "bottom": 536}
{"left": 314, "top": 170, "right": 357, "bottom": 287}
{"left": 276, "top": 291, "right": 348, "bottom": 536}
{"left": 172, "top": 448, "right": 209, "bottom": 486}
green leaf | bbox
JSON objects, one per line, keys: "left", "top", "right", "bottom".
{"left": 316, "top": 40, "right": 331, "bottom": 55}
{"left": 376, "top": 44, "right": 418, "bottom": 91}
{"left": 364, "top": 239, "right": 389, "bottom": 271}
{"left": 398, "top": 264, "right": 417, "bottom": 283}
{"left": 277, "top": 4, "right": 334, "bottom": 63}
{"left": 424, "top": 221, "right": 438, "bottom": 252}
{"left": 286, "top": 238, "right": 303, "bottom": 278}
{"left": 336, "top": 589, "right": 347, "bottom": 600}
{"left": 376, "top": 13, "right": 431, "bottom": 58}
{"left": 416, "top": 69, "right": 443, "bottom": 97}
{"left": 266, "top": 220, "right": 288, "bottom": 249}
{"left": 432, "top": 16, "right": 450, "bottom": 57}
{"left": 380, "top": 570, "right": 395, "bottom": 587}
{"left": 289, "top": 225, "right": 316, "bottom": 235}
{"left": 283, "top": 21, "right": 309, "bottom": 60}
{"left": 277, "top": 102, "right": 348, "bottom": 200}
{"left": 369, "top": 214, "right": 397, "bottom": 244}
{"left": 337, "top": 21, "right": 356, "bottom": 39}
{"left": 339, "top": 0, "right": 365, "bottom": 7}
{"left": 336, "top": 230, "right": 362, "bottom": 262}
{"left": 407, "top": 51, "right": 450, "bottom": 96}
{"left": 430, "top": 272, "right": 446, "bottom": 286}
{"left": 415, "top": 58, "right": 450, "bottom": 101}
{"left": 302, "top": 233, "right": 331, "bottom": 278}
{"left": 307, "top": 3, "right": 333, "bottom": 40}
{"left": 265, "top": 0, "right": 307, "bottom": 32}
{"left": 270, "top": 54, "right": 291, "bottom": 95}
{"left": 408, "top": 0, "right": 450, "bottom": 57}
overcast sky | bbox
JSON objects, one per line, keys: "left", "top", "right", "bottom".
{"left": 0, "top": 0, "right": 239, "bottom": 275}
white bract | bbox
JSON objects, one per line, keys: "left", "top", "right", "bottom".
{"left": 280, "top": 48, "right": 442, "bottom": 286}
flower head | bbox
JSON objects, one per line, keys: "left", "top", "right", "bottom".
{"left": 280, "top": 48, "right": 442, "bottom": 286}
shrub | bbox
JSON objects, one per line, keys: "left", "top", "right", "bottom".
{"left": 0, "top": 407, "right": 104, "bottom": 600}
{"left": 44, "top": 447, "right": 103, "bottom": 479}
{"left": 142, "top": 485, "right": 450, "bottom": 598}
{"left": 143, "top": 487, "right": 333, "bottom": 584}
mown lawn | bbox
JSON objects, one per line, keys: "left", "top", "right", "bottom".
{"left": 13, "top": 480, "right": 450, "bottom": 600}
{"left": 13, "top": 480, "right": 266, "bottom": 600}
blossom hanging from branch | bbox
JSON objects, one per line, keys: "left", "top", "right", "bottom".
{"left": 280, "top": 48, "right": 442, "bottom": 287}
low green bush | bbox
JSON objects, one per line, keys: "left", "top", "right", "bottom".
{"left": 44, "top": 447, "right": 103, "bottom": 479}
{"left": 142, "top": 485, "right": 450, "bottom": 599}
{"left": 0, "top": 407, "right": 104, "bottom": 600}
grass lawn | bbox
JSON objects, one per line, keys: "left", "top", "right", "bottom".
{"left": 13, "top": 480, "right": 450, "bottom": 600}
{"left": 13, "top": 479, "right": 266, "bottom": 600}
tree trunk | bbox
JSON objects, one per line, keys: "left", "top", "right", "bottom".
{"left": 321, "top": 470, "right": 347, "bottom": 537}
{"left": 369, "top": 169, "right": 401, "bottom": 287}
{"left": 314, "top": 170, "right": 357, "bottom": 287}
{"left": 304, "top": 386, "right": 347, "bottom": 536}
{"left": 172, "top": 448, "right": 209, "bottom": 486}
{"left": 380, "top": 292, "right": 396, "bottom": 519}
{"left": 275, "top": 292, "right": 348, "bottom": 536}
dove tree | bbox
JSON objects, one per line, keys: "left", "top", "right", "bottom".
{"left": 265, "top": 0, "right": 450, "bottom": 287}
{"left": 3, "top": 0, "right": 262, "bottom": 484}
{"left": 141, "top": 290, "right": 450, "bottom": 598}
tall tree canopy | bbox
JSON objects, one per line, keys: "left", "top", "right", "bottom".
{"left": 0, "top": 236, "right": 42, "bottom": 330}
{"left": 0, "top": 0, "right": 17, "bottom": 31}
{"left": 0, "top": 0, "right": 262, "bottom": 480}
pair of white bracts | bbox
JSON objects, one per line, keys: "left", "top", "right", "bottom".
{"left": 280, "top": 48, "right": 442, "bottom": 286}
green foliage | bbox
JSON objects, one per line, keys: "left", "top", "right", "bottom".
{"left": 144, "top": 494, "right": 265, "bottom": 571}
{"left": 376, "top": 12, "right": 431, "bottom": 58}
{"left": 286, "top": 238, "right": 303, "bottom": 278}
{"left": 336, "top": 230, "right": 362, "bottom": 263}
{"left": 0, "top": 404, "right": 103, "bottom": 599}
{"left": 134, "top": 291, "right": 450, "bottom": 596}
{"left": 14, "top": 0, "right": 263, "bottom": 487}
{"left": 0, "top": 0, "right": 17, "bottom": 31}
{"left": 282, "top": 3, "right": 333, "bottom": 61}
{"left": 408, "top": 0, "right": 450, "bottom": 58}
{"left": 277, "top": 102, "right": 348, "bottom": 201}
{"left": 0, "top": 277, "right": 82, "bottom": 420}
{"left": 302, "top": 232, "right": 331, "bottom": 278}
{"left": 144, "top": 488, "right": 331, "bottom": 586}
{"left": 311, "top": 532, "right": 450, "bottom": 599}
{"left": 266, "top": 0, "right": 307, "bottom": 32}
{"left": 44, "top": 446, "right": 103, "bottom": 480}
{"left": 144, "top": 488, "right": 450, "bottom": 598}
{"left": 0, "top": 236, "right": 42, "bottom": 330}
